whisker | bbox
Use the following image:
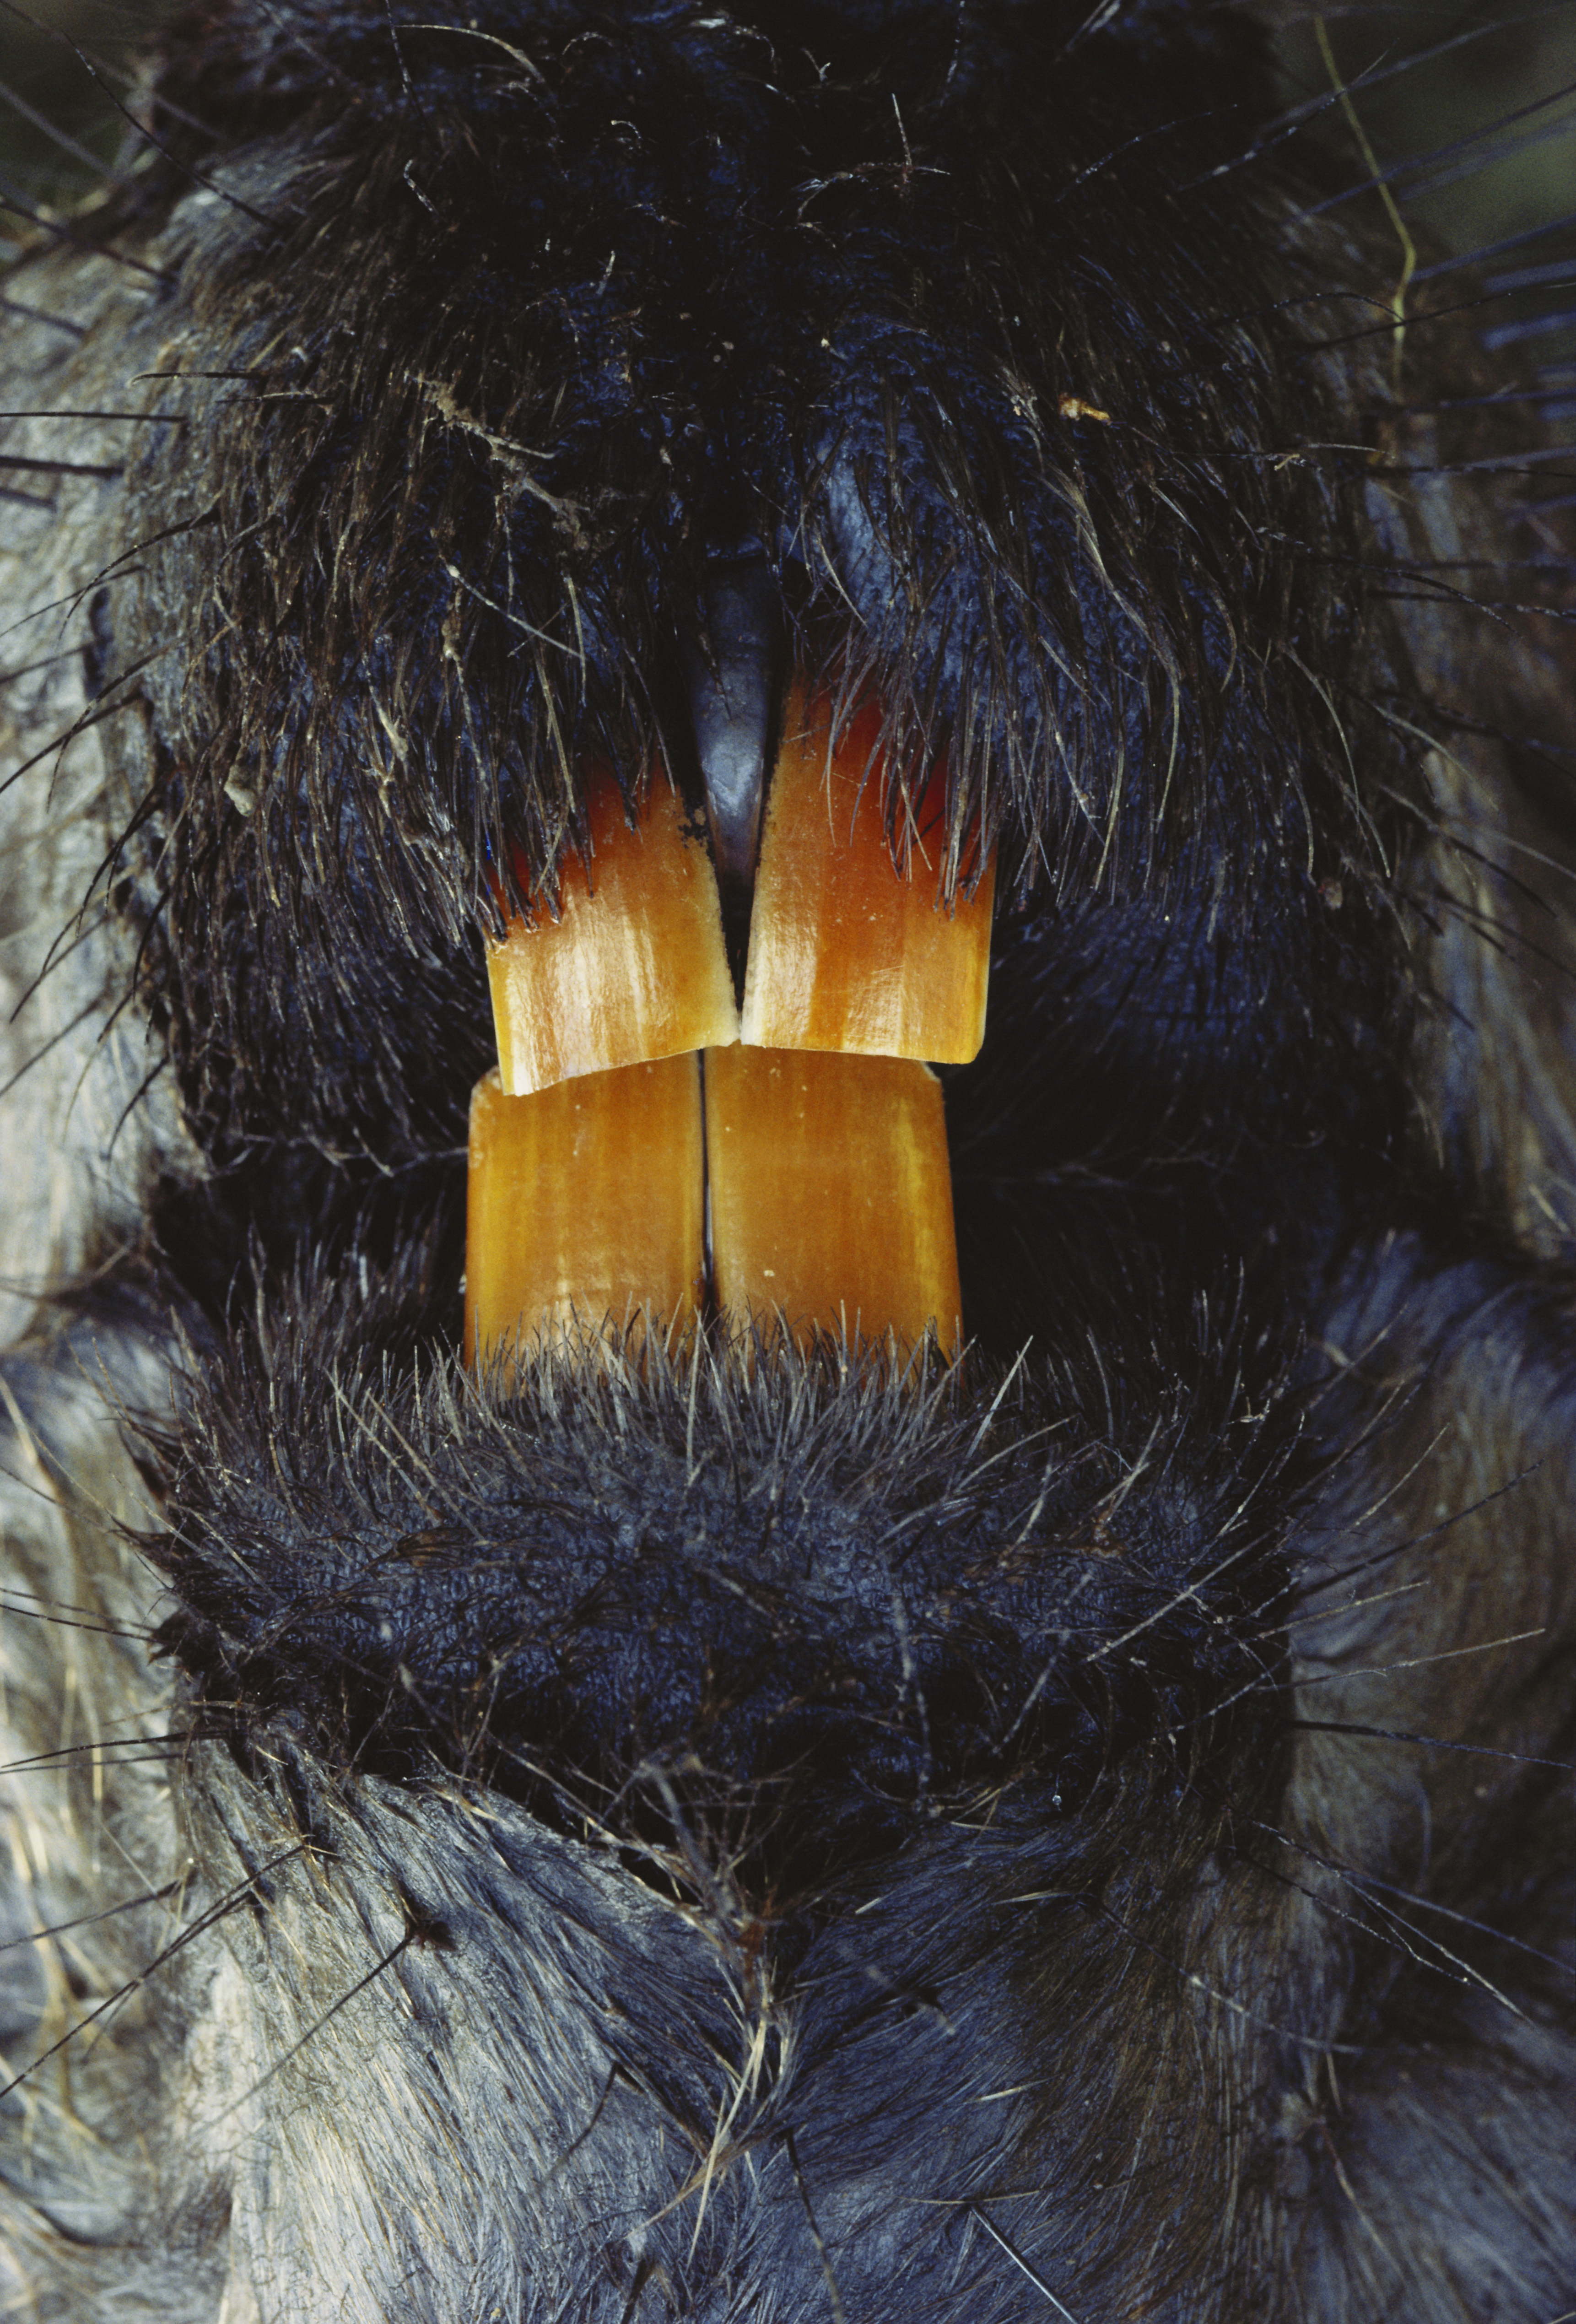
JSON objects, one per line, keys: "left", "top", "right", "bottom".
{"left": 1403, "top": 101, "right": 1576, "bottom": 215}
{"left": 1295, "top": 1467, "right": 1543, "bottom": 1601}
{"left": 0, "top": 451, "right": 122, "bottom": 480}
{"left": 1485, "top": 309, "right": 1576, "bottom": 355}
{"left": 0, "top": 989, "right": 111, "bottom": 1109}
{"left": 1294, "top": 53, "right": 1576, "bottom": 222}
{"left": 104, "top": 1045, "right": 172, "bottom": 1156}
{"left": 1, "top": 1754, "right": 182, "bottom": 1783}
{"left": 1295, "top": 1626, "right": 1547, "bottom": 1688}
{"left": 0, "top": 1734, "right": 189, "bottom": 1777}
{"left": 0, "top": 1597, "right": 154, "bottom": 1642}
{"left": 784, "top": 2130, "right": 849, "bottom": 2324}
{"left": 0, "top": 187, "right": 170, "bottom": 281}
{"left": 0, "top": 408, "right": 184, "bottom": 426}
{"left": 0, "top": 654, "right": 160, "bottom": 805}
{"left": 1397, "top": 382, "right": 1576, "bottom": 414}
{"left": 27, "top": 34, "right": 281, "bottom": 234}
{"left": 0, "top": 1877, "right": 186, "bottom": 1957}
{"left": 0, "top": 571, "right": 138, "bottom": 650}
{"left": 0, "top": 645, "right": 96, "bottom": 686}
{"left": 1199, "top": 9, "right": 1558, "bottom": 195}
{"left": 1246, "top": 1841, "right": 1528, "bottom": 2016}
{"left": 1288, "top": 1718, "right": 1576, "bottom": 1780}
{"left": 0, "top": 0, "right": 231, "bottom": 153}
{"left": 1414, "top": 208, "right": 1576, "bottom": 282}
{"left": 0, "top": 291, "right": 84, "bottom": 338}
{"left": 12, "top": 903, "right": 116, "bottom": 1015}
{"left": 0, "top": 1581, "right": 158, "bottom": 1626}
{"left": 1310, "top": 285, "right": 1576, "bottom": 356}
{"left": 0, "top": 1845, "right": 311, "bottom": 2107}
{"left": 1273, "top": 1576, "right": 1427, "bottom": 1635}
{"left": 1340, "top": 1868, "right": 1572, "bottom": 1979}
{"left": 1248, "top": 1817, "right": 1573, "bottom": 1977}
{"left": 0, "top": 70, "right": 144, "bottom": 192}
{"left": 191, "top": 1927, "right": 416, "bottom": 2132}
{"left": 966, "top": 2204, "right": 1080, "bottom": 2322}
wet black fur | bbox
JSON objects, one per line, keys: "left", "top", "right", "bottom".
{"left": 2, "top": 1, "right": 1575, "bottom": 2318}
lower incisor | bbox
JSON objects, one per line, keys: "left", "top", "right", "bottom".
{"left": 464, "top": 1058, "right": 706, "bottom": 1373}
{"left": 464, "top": 1049, "right": 963, "bottom": 1371}
{"left": 705, "top": 1045, "right": 961, "bottom": 1356}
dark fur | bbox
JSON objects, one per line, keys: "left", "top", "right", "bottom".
{"left": 0, "top": 3, "right": 1573, "bottom": 2317}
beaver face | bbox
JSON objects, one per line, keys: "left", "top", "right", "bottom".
{"left": 0, "top": 5, "right": 1572, "bottom": 2319}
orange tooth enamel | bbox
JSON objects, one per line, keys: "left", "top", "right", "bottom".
{"left": 739, "top": 691, "right": 995, "bottom": 1063}
{"left": 704, "top": 1045, "right": 962, "bottom": 1356}
{"left": 486, "top": 767, "right": 739, "bottom": 1097}
{"left": 464, "top": 1058, "right": 705, "bottom": 1372}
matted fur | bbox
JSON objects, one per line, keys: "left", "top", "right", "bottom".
{"left": 0, "top": 4, "right": 1573, "bottom": 2318}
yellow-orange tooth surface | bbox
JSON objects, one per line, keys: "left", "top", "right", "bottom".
{"left": 739, "top": 692, "right": 995, "bottom": 1062}
{"left": 487, "top": 768, "right": 739, "bottom": 1097}
{"left": 704, "top": 1045, "right": 961, "bottom": 1356}
{"left": 465, "top": 1059, "right": 705, "bottom": 1372}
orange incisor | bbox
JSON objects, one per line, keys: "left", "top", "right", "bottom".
{"left": 470, "top": 689, "right": 983, "bottom": 1371}
{"left": 464, "top": 1057, "right": 706, "bottom": 1373}
{"left": 464, "top": 1048, "right": 961, "bottom": 1371}
{"left": 485, "top": 767, "right": 738, "bottom": 1097}
{"left": 704, "top": 1046, "right": 961, "bottom": 1358}
{"left": 740, "top": 689, "right": 995, "bottom": 1063}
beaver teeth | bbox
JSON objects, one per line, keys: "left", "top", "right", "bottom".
{"left": 465, "top": 1054, "right": 707, "bottom": 1365}
{"left": 485, "top": 767, "right": 739, "bottom": 1097}
{"left": 739, "top": 687, "right": 995, "bottom": 1064}
{"left": 463, "top": 1048, "right": 959, "bottom": 1369}
{"left": 484, "top": 692, "right": 994, "bottom": 1097}
{"left": 471, "top": 687, "right": 989, "bottom": 1362}
{"left": 703, "top": 1044, "right": 961, "bottom": 1356}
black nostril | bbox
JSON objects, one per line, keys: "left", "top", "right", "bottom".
{"left": 684, "top": 548, "right": 784, "bottom": 984}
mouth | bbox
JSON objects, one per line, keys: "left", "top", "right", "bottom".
{"left": 467, "top": 584, "right": 996, "bottom": 1371}
{"left": 137, "top": 540, "right": 1290, "bottom": 1850}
